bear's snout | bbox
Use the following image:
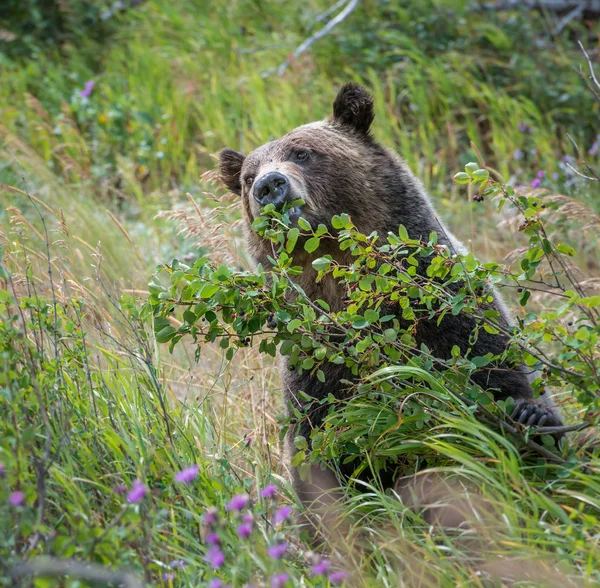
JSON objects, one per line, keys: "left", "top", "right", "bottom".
{"left": 253, "top": 172, "right": 291, "bottom": 209}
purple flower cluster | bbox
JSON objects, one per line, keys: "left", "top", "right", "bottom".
{"left": 310, "top": 558, "right": 350, "bottom": 584}
{"left": 206, "top": 545, "right": 225, "bottom": 570}
{"left": 226, "top": 493, "right": 249, "bottom": 512}
{"left": 273, "top": 505, "right": 293, "bottom": 525}
{"left": 126, "top": 480, "right": 147, "bottom": 503}
{"left": 531, "top": 170, "right": 544, "bottom": 189}
{"left": 79, "top": 80, "right": 95, "bottom": 99}
{"left": 199, "top": 480, "right": 348, "bottom": 585}
{"left": 175, "top": 464, "right": 199, "bottom": 484}
{"left": 270, "top": 572, "right": 289, "bottom": 587}
{"left": 237, "top": 512, "right": 255, "bottom": 539}
{"left": 260, "top": 483, "right": 277, "bottom": 498}
{"left": 267, "top": 542, "right": 288, "bottom": 560}
{"left": 9, "top": 491, "right": 24, "bottom": 507}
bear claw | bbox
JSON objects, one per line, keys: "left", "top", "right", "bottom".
{"left": 510, "top": 400, "right": 562, "bottom": 431}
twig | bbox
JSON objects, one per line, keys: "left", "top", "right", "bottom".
{"left": 552, "top": 3, "right": 585, "bottom": 35}
{"left": 315, "top": 0, "right": 348, "bottom": 22}
{"left": 479, "top": 1, "right": 600, "bottom": 11}
{"left": 565, "top": 161, "right": 599, "bottom": 180}
{"left": 261, "top": 0, "right": 361, "bottom": 78}
{"left": 578, "top": 40, "right": 600, "bottom": 93}
{"left": 9, "top": 557, "right": 144, "bottom": 588}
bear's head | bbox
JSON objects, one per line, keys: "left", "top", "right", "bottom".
{"left": 219, "top": 83, "right": 430, "bottom": 265}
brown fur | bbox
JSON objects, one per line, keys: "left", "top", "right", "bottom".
{"left": 219, "top": 83, "right": 563, "bottom": 500}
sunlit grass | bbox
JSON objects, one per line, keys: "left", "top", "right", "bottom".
{"left": 1, "top": 0, "right": 599, "bottom": 585}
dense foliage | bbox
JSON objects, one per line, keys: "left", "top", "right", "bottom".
{"left": 1, "top": 0, "right": 599, "bottom": 586}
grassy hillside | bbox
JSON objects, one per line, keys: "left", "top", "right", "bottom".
{"left": 1, "top": 0, "right": 599, "bottom": 586}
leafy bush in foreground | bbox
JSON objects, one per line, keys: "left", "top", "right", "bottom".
{"left": 147, "top": 166, "right": 599, "bottom": 480}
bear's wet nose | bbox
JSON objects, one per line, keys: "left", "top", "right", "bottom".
{"left": 253, "top": 172, "right": 290, "bottom": 208}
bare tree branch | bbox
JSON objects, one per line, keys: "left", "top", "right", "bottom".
{"left": 261, "top": 0, "right": 361, "bottom": 78}
{"left": 552, "top": 3, "right": 585, "bottom": 34}
{"left": 479, "top": 0, "right": 600, "bottom": 12}
{"left": 9, "top": 557, "right": 144, "bottom": 588}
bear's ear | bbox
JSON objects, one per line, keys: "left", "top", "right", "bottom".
{"left": 331, "top": 83, "right": 374, "bottom": 135}
{"left": 218, "top": 148, "right": 246, "bottom": 195}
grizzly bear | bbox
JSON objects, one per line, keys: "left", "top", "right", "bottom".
{"left": 219, "top": 83, "right": 562, "bottom": 500}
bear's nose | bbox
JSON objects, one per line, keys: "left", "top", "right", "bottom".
{"left": 253, "top": 172, "right": 290, "bottom": 208}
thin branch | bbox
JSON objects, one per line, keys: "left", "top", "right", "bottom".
{"left": 261, "top": 0, "right": 361, "bottom": 78}
{"left": 565, "top": 161, "right": 599, "bottom": 180}
{"left": 578, "top": 40, "right": 600, "bottom": 92}
{"left": 315, "top": 0, "right": 348, "bottom": 22}
{"left": 552, "top": 3, "right": 585, "bottom": 35}
{"left": 9, "top": 557, "right": 144, "bottom": 588}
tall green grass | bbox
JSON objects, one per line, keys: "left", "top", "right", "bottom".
{"left": 1, "top": 0, "right": 599, "bottom": 585}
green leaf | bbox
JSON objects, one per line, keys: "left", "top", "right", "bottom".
{"left": 465, "top": 162, "right": 478, "bottom": 175}
{"left": 471, "top": 168, "right": 489, "bottom": 182}
{"left": 364, "top": 309, "right": 379, "bottom": 323}
{"left": 519, "top": 289, "right": 531, "bottom": 306}
{"left": 304, "top": 237, "right": 320, "bottom": 253}
{"left": 454, "top": 172, "right": 471, "bottom": 184}
{"left": 286, "top": 228, "right": 300, "bottom": 253}
{"left": 312, "top": 256, "right": 332, "bottom": 271}
{"left": 298, "top": 217, "right": 311, "bottom": 231}
{"left": 294, "top": 436, "right": 308, "bottom": 451}
{"left": 288, "top": 319, "right": 302, "bottom": 333}
{"left": 383, "top": 328, "right": 397, "bottom": 341}
{"left": 557, "top": 243, "right": 575, "bottom": 256}
{"left": 156, "top": 325, "right": 176, "bottom": 343}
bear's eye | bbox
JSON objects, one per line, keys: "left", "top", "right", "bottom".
{"left": 294, "top": 150, "right": 308, "bottom": 162}
{"left": 245, "top": 176, "right": 254, "bottom": 187}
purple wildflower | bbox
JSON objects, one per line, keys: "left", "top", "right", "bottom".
{"left": 260, "top": 483, "right": 277, "bottom": 498}
{"left": 513, "top": 149, "right": 523, "bottom": 160}
{"left": 208, "top": 580, "right": 223, "bottom": 588}
{"left": 162, "top": 573, "right": 174, "bottom": 581}
{"left": 589, "top": 136, "right": 600, "bottom": 156}
{"left": 79, "top": 81, "right": 95, "bottom": 99}
{"left": 114, "top": 484, "right": 127, "bottom": 495}
{"left": 205, "top": 545, "right": 225, "bottom": 569}
{"left": 267, "top": 542, "right": 288, "bottom": 560}
{"left": 9, "top": 491, "right": 24, "bottom": 506}
{"left": 329, "top": 570, "right": 350, "bottom": 584}
{"left": 0, "top": 462, "right": 5, "bottom": 477}
{"left": 536, "top": 170, "right": 544, "bottom": 178}
{"left": 518, "top": 122, "right": 532, "bottom": 133}
{"left": 169, "top": 560, "right": 186, "bottom": 568}
{"left": 270, "top": 573, "right": 289, "bottom": 587}
{"left": 531, "top": 178, "right": 541, "bottom": 189}
{"left": 203, "top": 507, "right": 218, "bottom": 526}
{"left": 174, "top": 464, "right": 199, "bottom": 484}
{"left": 552, "top": 172, "right": 559, "bottom": 180}
{"left": 126, "top": 480, "right": 147, "bottom": 503}
{"left": 206, "top": 532, "right": 220, "bottom": 545}
{"left": 311, "top": 559, "right": 331, "bottom": 575}
{"left": 242, "top": 512, "right": 254, "bottom": 524}
{"left": 237, "top": 522, "right": 252, "bottom": 539}
{"left": 273, "top": 505, "right": 293, "bottom": 525}
{"left": 226, "top": 493, "right": 249, "bottom": 511}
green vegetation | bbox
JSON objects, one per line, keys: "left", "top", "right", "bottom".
{"left": 1, "top": 0, "right": 599, "bottom": 586}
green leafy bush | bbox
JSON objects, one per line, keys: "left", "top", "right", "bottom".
{"left": 0, "top": 0, "right": 115, "bottom": 59}
{"left": 147, "top": 167, "right": 599, "bottom": 486}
